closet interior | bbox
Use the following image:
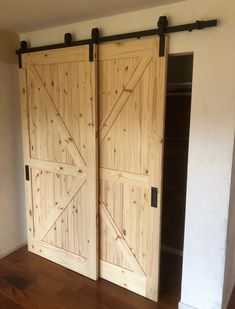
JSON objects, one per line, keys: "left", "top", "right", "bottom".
{"left": 160, "top": 54, "right": 193, "bottom": 302}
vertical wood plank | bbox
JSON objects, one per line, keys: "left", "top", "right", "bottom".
{"left": 85, "top": 44, "right": 99, "bottom": 279}
{"left": 146, "top": 38, "right": 168, "bottom": 301}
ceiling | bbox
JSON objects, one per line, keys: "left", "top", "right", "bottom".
{"left": 0, "top": 0, "right": 183, "bottom": 33}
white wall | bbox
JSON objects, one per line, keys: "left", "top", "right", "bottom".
{"left": 20, "top": 0, "right": 235, "bottom": 308}
{"left": 0, "top": 30, "right": 26, "bottom": 258}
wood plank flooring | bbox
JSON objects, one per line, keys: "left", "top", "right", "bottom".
{"left": 2, "top": 247, "right": 235, "bottom": 308}
{"left": 0, "top": 246, "right": 181, "bottom": 308}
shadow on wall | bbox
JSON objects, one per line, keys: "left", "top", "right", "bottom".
{"left": 0, "top": 30, "right": 26, "bottom": 257}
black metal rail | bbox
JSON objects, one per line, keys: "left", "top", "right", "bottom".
{"left": 16, "top": 16, "right": 217, "bottom": 57}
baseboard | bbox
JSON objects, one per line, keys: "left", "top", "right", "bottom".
{"left": 222, "top": 280, "right": 235, "bottom": 309}
{"left": 0, "top": 242, "right": 27, "bottom": 259}
{"left": 178, "top": 301, "right": 197, "bottom": 309}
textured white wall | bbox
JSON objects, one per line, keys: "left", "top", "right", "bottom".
{"left": 0, "top": 30, "right": 26, "bottom": 258}
{"left": 20, "top": 0, "right": 235, "bottom": 308}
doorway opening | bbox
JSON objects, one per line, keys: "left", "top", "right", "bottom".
{"left": 159, "top": 54, "right": 194, "bottom": 305}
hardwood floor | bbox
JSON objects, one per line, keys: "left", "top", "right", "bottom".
{"left": 0, "top": 246, "right": 181, "bottom": 309}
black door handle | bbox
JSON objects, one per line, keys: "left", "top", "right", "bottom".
{"left": 151, "top": 187, "right": 158, "bottom": 208}
{"left": 25, "top": 165, "right": 30, "bottom": 181}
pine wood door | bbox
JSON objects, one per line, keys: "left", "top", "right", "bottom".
{"left": 99, "top": 38, "right": 167, "bottom": 301}
{"left": 19, "top": 45, "right": 98, "bottom": 280}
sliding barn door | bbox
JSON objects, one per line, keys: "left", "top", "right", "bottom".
{"left": 19, "top": 46, "right": 98, "bottom": 279}
{"left": 99, "top": 38, "right": 167, "bottom": 300}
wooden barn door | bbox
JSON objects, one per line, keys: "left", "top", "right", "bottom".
{"left": 19, "top": 45, "right": 98, "bottom": 280}
{"left": 99, "top": 38, "right": 167, "bottom": 301}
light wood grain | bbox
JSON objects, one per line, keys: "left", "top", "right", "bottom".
{"left": 22, "top": 46, "right": 86, "bottom": 67}
{"left": 99, "top": 56, "right": 151, "bottom": 142}
{"left": 99, "top": 37, "right": 167, "bottom": 301}
{"left": 98, "top": 38, "right": 156, "bottom": 61}
{"left": 146, "top": 38, "right": 168, "bottom": 301}
{"left": 29, "top": 158, "right": 86, "bottom": 177}
{"left": 100, "top": 167, "right": 149, "bottom": 187}
{"left": 100, "top": 260, "right": 146, "bottom": 297}
{"left": 20, "top": 45, "right": 98, "bottom": 280}
{"left": 33, "top": 241, "right": 88, "bottom": 277}
{"left": 20, "top": 38, "right": 167, "bottom": 298}
{"left": 28, "top": 65, "right": 86, "bottom": 169}
{"left": 100, "top": 201, "right": 145, "bottom": 276}
{"left": 37, "top": 177, "right": 86, "bottom": 241}
{"left": 85, "top": 44, "right": 99, "bottom": 280}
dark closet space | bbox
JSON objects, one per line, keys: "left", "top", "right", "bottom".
{"left": 159, "top": 54, "right": 193, "bottom": 304}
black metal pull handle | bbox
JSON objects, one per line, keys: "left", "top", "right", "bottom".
{"left": 25, "top": 165, "right": 30, "bottom": 181}
{"left": 151, "top": 187, "right": 158, "bottom": 208}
